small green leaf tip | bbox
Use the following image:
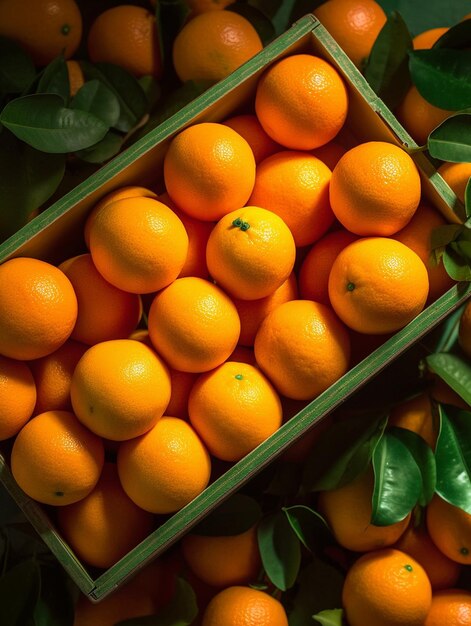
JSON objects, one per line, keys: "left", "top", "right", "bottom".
{"left": 61, "top": 23, "right": 71, "bottom": 35}
{"left": 404, "top": 564, "right": 413, "bottom": 571}
{"left": 347, "top": 282, "right": 355, "bottom": 292}
{"left": 235, "top": 374, "right": 243, "bottom": 380}
{"left": 232, "top": 217, "right": 250, "bottom": 231}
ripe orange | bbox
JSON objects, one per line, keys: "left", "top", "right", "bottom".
{"left": 117, "top": 416, "right": 211, "bottom": 514}
{"left": 88, "top": 196, "right": 189, "bottom": 294}
{"left": 11, "top": 410, "right": 104, "bottom": 506}
{"left": 438, "top": 161, "right": 471, "bottom": 205}
{"left": 222, "top": 114, "right": 281, "bottom": 164}
{"left": 424, "top": 589, "right": 471, "bottom": 626}
{"left": 87, "top": 5, "right": 162, "bottom": 78}
{"left": 0, "top": 355, "right": 36, "bottom": 441}
{"left": 163, "top": 122, "right": 256, "bottom": 222}
{"left": 148, "top": 277, "right": 240, "bottom": 373}
{"left": 388, "top": 392, "right": 439, "bottom": 449}
{"left": 318, "top": 467, "right": 410, "bottom": 552}
{"left": 396, "top": 86, "right": 453, "bottom": 146}
{"left": 328, "top": 237, "right": 429, "bottom": 334}
{"left": 248, "top": 151, "right": 334, "bottom": 247}
{"left": 70, "top": 339, "right": 171, "bottom": 441}
{"left": 181, "top": 524, "right": 261, "bottom": 587}
{"left": 431, "top": 375, "right": 470, "bottom": 410}
{"left": 255, "top": 53, "right": 348, "bottom": 150}
{"left": 312, "top": 141, "right": 347, "bottom": 169}
{"left": 314, "top": 0, "right": 387, "bottom": 68}
{"left": 427, "top": 495, "right": 471, "bottom": 564}
{"left": 201, "top": 586, "right": 288, "bottom": 626}
{"left": 393, "top": 202, "right": 455, "bottom": 303}
{"left": 188, "top": 361, "right": 282, "bottom": 461}
{"left": 66, "top": 59, "right": 84, "bottom": 96}
{"left": 342, "top": 548, "right": 432, "bottom": 626}
{"left": 413, "top": 27, "right": 449, "bottom": 49}
{"left": 233, "top": 272, "right": 298, "bottom": 347}
{"left": 459, "top": 301, "right": 471, "bottom": 359}
{"left": 206, "top": 206, "right": 296, "bottom": 300}
{"left": 29, "top": 339, "right": 87, "bottom": 415}
{"left": 298, "top": 229, "right": 358, "bottom": 305}
{"left": 0, "top": 0, "right": 82, "bottom": 66}
{"left": 329, "top": 141, "right": 422, "bottom": 235}
{"left": 172, "top": 10, "right": 263, "bottom": 82}
{"left": 0, "top": 257, "right": 78, "bottom": 361}
{"left": 57, "top": 463, "right": 155, "bottom": 568}
{"left": 59, "top": 254, "right": 142, "bottom": 345}
{"left": 254, "top": 300, "right": 351, "bottom": 401}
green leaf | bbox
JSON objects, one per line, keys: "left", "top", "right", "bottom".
{"left": 71, "top": 79, "right": 120, "bottom": 127}
{"left": 434, "top": 17, "right": 471, "bottom": 49}
{"left": 313, "top": 608, "right": 344, "bottom": 626}
{"left": 0, "top": 94, "right": 108, "bottom": 153}
{"left": 435, "top": 404, "right": 471, "bottom": 513}
{"left": 428, "top": 114, "right": 471, "bottom": 162}
{"left": 138, "top": 75, "right": 162, "bottom": 110}
{"left": 466, "top": 177, "right": 471, "bottom": 218}
{"left": 452, "top": 240, "right": 471, "bottom": 264}
{"left": 443, "top": 247, "right": 471, "bottom": 282}
{"left": 36, "top": 55, "right": 70, "bottom": 103}
{"left": 116, "top": 577, "right": 197, "bottom": 626}
{"left": 431, "top": 223, "right": 462, "bottom": 250}
{"left": 409, "top": 49, "right": 471, "bottom": 111}
{"left": 192, "top": 493, "right": 261, "bottom": 536}
{"left": 363, "top": 11, "right": 412, "bottom": 109}
{"left": 0, "top": 36, "right": 36, "bottom": 94}
{"left": 33, "top": 562, "right": 75, "bottom": 626}
{"left": 0, "top": 558, "right": 41, "bottom": 626}
{"left": 426, "top": 352, "right": 471, "bottom": 406}
{"left": 226, "top": 3, "right": 276, "bottom": 46}
{"left": 75, "top": 130, "right": 122, "bottom": 164}
{"left": 283, "top": 505, "right": 333, "bottom": 552}
{"left": 257, "top": 511, "right": 301, "bottom": 591}
{"left": 302, "top": 411, "right": 389, "bottom": 492}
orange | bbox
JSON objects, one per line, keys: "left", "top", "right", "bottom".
{"left": 427, "top": 495, "right": 471, "bottom": 564}
{"left": 0, "top": 355, "right": 36, "bottom": 441}
{"left": 66, "top": 59, "right": 84, "bottom": 96}
{"left": 393, "top": 202, "right": 455, "bottom": 303}
{"left": 11, "top": 410, "right": 104, "bottom": 506}
{"left": 166, "top": 367, "right": 198, "bottom": 420}
{"left": 254, "top": 300, "right": 351, "bottom": 401}
{"left": 0, "top": 257, "right": 78, "bottom": 361}
{"left": 318, "top": 467, "right": 410, "bottom": 552}
{"left": 222, "top": 114, "right": 281, "bottom": 164}
{"left": 87, "top": 5, "right": 162, "bottom": 78}
{"left": 459, "top": 300, "right": 471, "bottom": 359}
{"left": 117, "top": 416, "right": 211, "bottom": 514}
{"left": 396, "top": 86, "right": 453, "bottom": 146}
{"left": 388, "top": 392, "right": 439, "bottom": 449}
{"left": 0, "top": 0, "right": 82, "bottom": 66}
{"left": 70, "top": 339, "right": 171, "bottom": 441}
{"left": 424, "top": 589, "right": 471, "bottom": 626}
{"left": 188, "top": 361, "right": 282, "bottom": 461}
{"left": 438, "top": 161, "right": 471, "bottom": 205}
{"left": 255, "top": 53, "right": 348, "bottom": 150}
{"left": 148, "top": 277, "right": 240, "bottom": 373}
{"left": 431, "top": 375, "right": 470, "bottom": 410}
{"left": 29, "top": 339, "right": 87, "bottom": 415}
{"left": 59, "top": 253, "right": 142, "bottom": 345}
{"left": 342, "top": 548, "right": 432, "bottom": 626}
{"left": 248, "top": 151, "right": 334, "bottom": 247}
{"left": 298, "top": 229, "right": 358, "bottom": 305}
{"left": 163, "top": 122, "right": 256, "bottom": 222}
{"left": 201, "top": 586, "right": 288, "bottom": 626}
{"left": 181, "top": 524, "right": 261, "bottom": 587}
{"left": 329, "top": 141, "right": 422, "bottom": 236}
{"left": 413, "top": 27, "right": 449, "bottom": 49}
{"left": 328, "top": 237, "right": 430, "bottom": 334}
{"left": 57, "top": 462, "right": 155, "bottom": 568}
{"left": 172, "top": 10, "right": 263, "bottom": 83}
{"left": 88, "top": 196, "right": 189, "bottom": 294}
{"left": 186, "top": 0, "right": 233, "bottom": 13}
{"left": 206, "top": 206, "right": 296, "bottom": 300}
{"left": 233, "top": 272, "right": 298, "bottom": 346}
{"left": 314, "top": 0, "right": 387, "bottom": 68}
{"left": 394, "top": 521, "right": 461, "bottom": 590}
{"left": 312, "top": 141, "right": 347, "bottom": 169}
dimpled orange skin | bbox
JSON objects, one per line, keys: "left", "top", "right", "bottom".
{"left": 188, "top": 361, "right": 283, "bottom": 462}
{"left": 412, "top": 27, "right": 449, "bottom": 49}
{"left": 163, "top": 123, "right": 256, "bottom": 222}
{"left": 206, "top": 206, "right": 296, "bottom": 301}
{"left": 70, "top": 339, "right": 171, "bottom": 441}
{"left": 254, "top": 300, "right": 351, "bottom": 401}
{"left": 248, "top": 151, "right": 335, "bottom": 247}
{"left": 0, "top": 257, "right": 78, "bottom": 361}
{"left": 328, "top": 237, "right": 429, "bottom": 335}
{"left": 438, "top": 161, "right": 471, "bottom": 205}
{"left": 89, "top": 196, "right": 189, "bottom": 294}
{"left": 329, "top": 141, "right": 422, "bottom": 236}
{"left": 424, "top": 589, "right": 471, "bottom": 626}
{"left": 427, "top": 495, "right": 471, "bottom": 565}
{"left": 148, "top": 277, "right": 241, "bottom": 373}
{"left": 255, "top": 54, "right": 348, "bottom": 150}
{"left": 0, "top": 355, "right": 36, "bottom": 441}
{"left": 201, "top": 586, "right": 289, "bottom": 626}
{"left": 117, "top": 416, "right": 211, "bottom": 514}
{"left": 11, "top": 410, "right": 104, "bottom": 506}
{"left": 395, "top": 86, "right": 453, "bottom": 146}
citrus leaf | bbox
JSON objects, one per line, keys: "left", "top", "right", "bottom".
{"left": 138, "top": 75, "right": 161, "bottom": 109}
{"left": 428, "top": 114, "right": 471, "bottom": 162}
{"left": 409, "top": 49, "right": 471, "bottom": 111}
{"left": 0, "top": 36, "right": 36, "bottom": 95}
{"left": 192, "top": 493, "right": 261, "bottom": 536}
{"left": 258, "top": 511, "right": 301, "bottom": 591}
{"left": 430, "top": 223, "right": 462, "bottom": 249}
{"left": 452, "top": 240, "right": 471, "bottom": 264}
{"left": 36, "top": 55, "right": 69, "bottom": 103}
{"left": 71, "top": 79, "right": 120, "bottom": 127}
{"left": 74, "top": 130, "right": 122, "bottom": 164}
{"left": 0, "top": 93, "right": 108, "bottom": 153}
{"left": 313, "top": 608, "right": 344, "bottom": 626}
{"left": 363, "top": 11, "right": 412, "bottom": 109}
{"left": 425, "top": 352, "right": 471, "bottom": 406}
{"left": 442, "top": 247, "right": 471, "bottom": 281}
{"left": 283, "top": 505, "right": 333, "bottom": 552}
{"left": 0, "top": 558, "right": 41, "bottom": 626}
{"left": 434, "top": 17, "right": 471, "bottom": 49}
{"left": 434, "top": 404, "right": 471, "bottom": 513}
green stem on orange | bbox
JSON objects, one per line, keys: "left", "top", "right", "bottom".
{"left": 232, "top": 217, "right": 250, "bottom": 231}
